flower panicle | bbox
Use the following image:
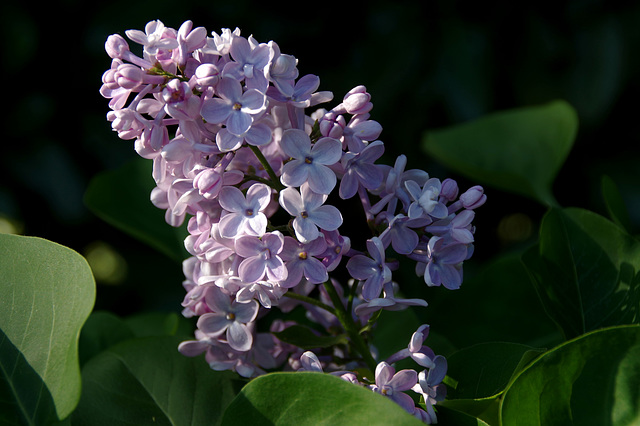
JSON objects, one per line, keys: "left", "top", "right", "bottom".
{"left": 101, "top": 19, "right": 486, "bottom": 423}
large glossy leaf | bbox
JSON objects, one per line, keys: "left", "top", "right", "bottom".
{"left": 500, "top": 324, "right": 640, "bottom": 426}
{"left": 422, "top": 100, "right": 577, "bottom": 206}
{"left": 0, "top": 234, "right": 95, "bottom": 423}
{"left": 72, "top": 335, "right": 244, "bottom": 426}
{"left": 84, "top": 157, "right": 188, "bottom": 263}
{"left": 446, "top": 342, "right": 544, "bottom": 400}
{"left": 221, "top": 371, "right": 424, "bottom": 425}
{"left": 522, "top": 207, "right": 640, "bottom": 339}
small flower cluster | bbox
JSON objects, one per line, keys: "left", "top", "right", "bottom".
{"left": 100, "top": 20, "right": 485, "bottom": 423}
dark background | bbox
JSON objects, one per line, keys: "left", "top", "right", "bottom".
{"left": 2, "top": 1, "right": 639, "bottom": 328}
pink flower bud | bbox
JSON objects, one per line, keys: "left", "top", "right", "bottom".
{"left": 105, "top": 34, "right": 130, "bottom": 59}
{"left": 319, "top": 111, "right": 346, "bottom": 139}
{"left": 342, "top": 85, "right": 373, "bottom": 114}
{"left": 195, "top": 63, "right": 220, "bottom": 87}
{"left": 440, "top": 178, "right": 459, "bottom": 202}
{"left": 460, "top": 186, "right": 486, "bottom": 209}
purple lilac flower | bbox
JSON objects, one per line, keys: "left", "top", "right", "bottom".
{"left": 339, "top": 140, "right": 385, "bottom": 200}
{"left": 217, "top": 183, "right": 272, "bottom": 238}
{"left": 318, "top": 229, "right": 351, "bottom": 272}
{"left": 346, "top": 237, "right": 391, "bottom": 301}
{"left": 370, "top": 362, "right": 418, "bottom": 414}
{"left": 279, "top": 184, "right": 343, "bottom": 243}
{"left": 279, "top": 236, "right": 328, "bottom": 287}
{"left": 418, "top": 236, "right": 468, "bottom": 290}
{"left": 354, "top": 282, "right": 428, "bottom": 322}
{"left": 405, "top": 178, "right": 449, "bottom": 220}
{"left": 200, "top": 77, "right": 267, "bottom": 137}
{"left": 412, "top": 362, "right": 448, "bottom": 424}
{"left": 341, "top": 114, "right": 383, "bottom": 152}
{"left": 279, "top": 128, "right": 342, "bottom": 194}
{"left": 197, "top": 287, "right": 259, "bottom": 352}
{"left": 224, "top": 35, "right": 271, "bottom": 91}
{"left": 425, "top": 209, "right": 475, "bottom": 244}
{"left": 125, "top": 20, "right": 178, "bottom": 58}
{"left": 235, "top": 231, "right": 287, "bottom": 283}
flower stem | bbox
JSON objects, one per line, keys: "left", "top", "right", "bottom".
{"left": 282, "top": 291, "right": 336, "bottom": 316}
{"left": 323, "top": 280, "right": 377, "bottom": 372}
{"left": 249, "top": 145, "right": 285, "bottom": 191}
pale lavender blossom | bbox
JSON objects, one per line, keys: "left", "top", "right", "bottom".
{"left": 346, "top": 237, "right": 391, "bottom": 301}
{"left": 218, "top": 183, "right": 272, "bottom": 238}
{"left": 280, "top": 236, "right": 328, "bottom": 287}
{"left": 197, "top": 287, "right": 259, "bottom": 352}
{"left": 369, "top": 362, "right": 418, "bottom": 414}
{"left": 200, "top": 77, "right": 267, "bottom": 137}
{"left": 125, "top": 20, "right": 178, "bottom": 57}
{"left": 406, "top": 178, "right": 449, "bottom": 220}
{"left": 354, "top": 282, "right": 428, "bottom": 322}
{"left": 279, "top": 128, "right": 342, "bottom": 194}
{"left": 412, "top": 362, "right": 448, "bottom": 424}
{"left": 425, "top": 209, "right": 475, "bottom": 244}
{"left": 279, "top": 184, "right": 343, "bottom": 243}
{"left": 319, "top": 229, "right": 351, "bottom": 272}
{"left": 339, "top": 140, "right": 385, "bottom": 200}
{"left": 416, "top": 236, "right": 468, "bottom": 289}
{"left": 224, "top": 35, "right": 271, "bottom": 90}
{"left": 235, "top": 231, "right": 287, "bottom": 283}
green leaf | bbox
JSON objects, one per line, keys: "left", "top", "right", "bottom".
{"left": 0, "top": 234, "right": 96, "bottom": 423}
{"left": 422, "top": 100, "right": 578, "bottom": 206}
{"left": 221, "top": 372, "right": 424, "bottom": 425}
{"left": 601, "top": 174, "right": 633, "bottom": 233}
{"left": 72, "top": 335, "right": 244, "bottom": 426}
{"left": 84, "top": 157, "right": 188, "bottom": 263}
{"left": 500, "top": 324, "right": 640, "bottom": 426}
{"left": 78, "top": 311, "right": 135, "bottom": 367}
{"left": 446, "top": 342, "right": 545, "bottom": 400}
{"left": 435, "top": 404, "right": 492, "bottom": 426}
{"left": 522, "top": 207, "right": 640, "bottom": 339}
{"left": 273, "top": 325, "right": 348, "bottom": 350}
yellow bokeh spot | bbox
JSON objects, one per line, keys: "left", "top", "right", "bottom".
{"left": 83, "top": 241, "right": 128, "bottom": 285}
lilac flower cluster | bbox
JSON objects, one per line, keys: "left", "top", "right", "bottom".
{"left": 100, "top": 20, "right": 485, "bottom": 423}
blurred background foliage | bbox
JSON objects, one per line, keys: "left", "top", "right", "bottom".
{"left": 1, "top": 1, "right": 639, "bottom": 351}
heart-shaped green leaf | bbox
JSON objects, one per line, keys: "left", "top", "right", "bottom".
{"left": 0, "top": 234, "right": 95, "bottom": 423}
{"left": 446, "top": 342, "right": 545, "bottom": 400}
{"left": 500, "top": 324, "right": 640, "bottom": 425}
{"left": 522, "top": 207, "right": 640, "bottom": 339}
{"left": 72, "top": 335, "right": 244, "bottom": 425}
{"left": 422, "top": 100, "right": 578, "bottom": 206}
{"left": 84, "top": 157, "right": 188, "bottom": 263}
{"left": 221, "top": 371, "right": 425, "bottom": 425}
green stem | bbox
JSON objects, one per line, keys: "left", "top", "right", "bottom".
{"left": 249, "top": 145, "right": 285, "bottom": 191}
{"left": 282, "top": 292, "right": 336, "bottom": 316}
{"left": 323, "top": 280, "right": 377, "bottom": 372}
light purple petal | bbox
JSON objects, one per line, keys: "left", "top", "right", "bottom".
{"left": 346, "top": 255, "right": 376, "bottom": 280}
{"left": 246, "top": 183, "right": 272, "bottom": 211}
{"left": 226, "top": 321, "right": 253, "bottom": 352}
{"left": 375, "top": 362, "right": 394, "bottom": 386}
{"left": 218, "top": 186, "right": 246, "bottom": 212}
{"left": 233, "top": 299, "right": 259, "bottom": 323}
{"left": 280, "top": 160, "right": 308, "bottom": 188}
{"left": 311, "top": 137, "right": 342, "bottom": 165}
{"left": 238, "top": 256, "right": 267, "bottom": 283}
{"left": 303, "top": 257, "right": 328, "bottom": 284}
{"left": 240, "top": 89, "right": 267, "bottom": 113}
{"left": 389, "top": 369, "right": 418, "bottom": 392}
{"left": 293, "top": 217, "right": 320, "bottom": 243}
{"left": 279, "top": 187, "right": 304, "bottom": 216}
{"left": 197, "top": 313, "right": 229, "bottom": 336}
{"left": 307, "top": 164, "right": 337, "bottom": 195}
{"left": 245, "top": 213, "right": 267, "bottom": 237}
{"left": 218, "top": 213, "right": 245, "bottom": 238}
{"left": 217, "top": 77, "right": 242, "bottom": 102}
{"left": 226, "top": 110, "right": 253, "bottom": 136}
{"left": 178, "top": 340, "right": 208, "bottom": 357}
{"left": 309, "top": 205, "right": 342, "bottom": 232}
{"left": 201, "top": 98, "right": 232, "bottom": 124}
{"left": 280, "top": 128, "right": 311, "bottom": 159}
